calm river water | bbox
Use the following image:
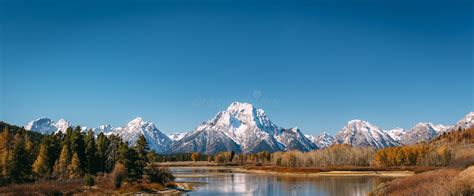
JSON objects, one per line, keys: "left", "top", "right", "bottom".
{"left": 171, "top": 167, "right": 396, "bottom": 196}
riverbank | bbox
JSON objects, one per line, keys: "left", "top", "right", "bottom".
{"left": 155, "top": 162, "right": 432, "bottom": 177}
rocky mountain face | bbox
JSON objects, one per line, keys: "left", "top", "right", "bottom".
{"left": 335, "top": 120, "right": 398, "bottom": 149}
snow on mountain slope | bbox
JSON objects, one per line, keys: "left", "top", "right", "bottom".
{"left": 386, "top": 128, "right": 406, "bottom": 142}
{"left": 169, "top": 129, "right": 242, "bottom": 154}
{"left": 335, "top": 120, "right": 398, "bottom": 149}
{"left": 275, "top": 127, "right": 317, "bottom": 152}
{"left": 115, "top": 117, "right": 172, "bottom": 153}
{"left": 25, "top": 118, "right": 71, "bottom": 134}
{"left": 167, "top": 132, "right": 187, "bottom": 141}
{"left": 306, "top": 132, "right": 335, "bottom": 149}
{"left": 451, "top": 112, "right": 474, "bottom": 131}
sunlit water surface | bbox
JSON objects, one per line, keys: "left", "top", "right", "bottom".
{"left": 171, "top": 167, "right": 397, "bottom": 196}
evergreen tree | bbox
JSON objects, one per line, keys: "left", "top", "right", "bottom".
{"left": 67, "top": 152, "right": 82, "bottom": 179}
{"left": 70, "top": 126, "right": 86, "bottom": 170}
{"left": 32, "top": 143, "right": 50, "bottom": 178}
{"left": 53, "top": 144, "right": 70, "bottom": 179}
{"left": 135, "top": 135, "right": 149, "bottom": 162}
{"left": 106, "top": 135, "right": 122, "bottom": 172}
{"left": 135, "top": 135, "right": 149, "bottom": 172}
{"left": 96, "top": 132, "right": 109, "bottom": 173}
{"left": 7, "top": 133, "right": 31, "bottom": 183}
{"left": 84, "top": 130, "right": 97, "bottom": 174}
{"left": 118, "top": 143, "right": 141, "bottom": 180}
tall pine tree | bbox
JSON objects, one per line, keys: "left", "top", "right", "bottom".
{"left": 84, "top": 130, "right": 97, "bottom": 174}
{"left": 96, "top": 132, "right": 109, "bottom": 173}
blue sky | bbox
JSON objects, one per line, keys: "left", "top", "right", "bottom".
{"left": 0, "top": 0, "right": 472, "bottom": 135}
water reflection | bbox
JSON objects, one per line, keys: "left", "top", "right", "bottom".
{"left": 171, "top": 167, "right": 395, "bottom": 196}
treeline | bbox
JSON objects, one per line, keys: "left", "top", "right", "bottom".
{"left": 0, "top": 124, "right": 173, "bottom": 188}
{"left": 376, "top": 127, "right": 474, "bottom": 167}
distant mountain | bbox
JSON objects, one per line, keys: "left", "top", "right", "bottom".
{"left": 115, "top": 117, "right": 172, "bottom": 153}
{"left": 400, "top": 123, "right": 450, "bottom": 145}
{"left": 306, "top": 132, "right": 335, "bottom": 149}
{"left": 335, "top": 120, "right": 398, "bottom": 149}
{"left": 386, "top": 128, "right": 406, "bottom": 142}
{"left": 25, "top": 118, "right": 71, "bottom": 134}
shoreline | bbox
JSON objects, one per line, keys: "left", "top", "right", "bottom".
{"left": 160, "top": 163, "right": 417, "bottom": 177}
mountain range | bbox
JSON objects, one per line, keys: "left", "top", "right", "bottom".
{"left": 24, "top": 102, "right": 474, "bottom": 154}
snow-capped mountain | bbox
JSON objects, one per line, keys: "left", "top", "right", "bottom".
{"left": 335, "top": 120, "right": 398, "bottom": 149}
{"left": 386, "top": 128, "right": 406, "bottom": 142}
{"left": 275, "top": 127, "right": 317, "bottom": 152}
{"left": 115, "top": 117, "right": 172, "bottom": 153}
{"left": 25, "top": 118, "right": 71, "bottom": 134}
{"left": 400, "top": 123, "right": 448, "bottom": 145}
{"left": 167, "top": 132, "right": 187, "bottom": 141}
{"left": 171, "top": 102, "right": 285, "bottom": 154}
{"left": 306, "top": 132, "right": 335, "bottom": 149}
{"left": 450, "top": 112, "right": 474, "bottom": 131}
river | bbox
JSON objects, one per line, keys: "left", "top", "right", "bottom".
{"left": 170, "top": 167, "right": 397, "bottom": 196}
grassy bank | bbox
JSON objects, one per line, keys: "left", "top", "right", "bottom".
{"left": 370, "top": 166, "right": 474, "bottom": 196}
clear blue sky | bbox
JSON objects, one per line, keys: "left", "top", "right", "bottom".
{"left": 0, "top": 0, "right": 472, "bottom": 135}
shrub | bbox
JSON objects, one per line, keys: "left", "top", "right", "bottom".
{"left": 111, "top": 163, "right": 127, "bottom": 189}
{"left": 84, "top": 174, "right": 94, "bottom": 187}
{"left": 144, "top": 166, "right": 175, "bottom": 185}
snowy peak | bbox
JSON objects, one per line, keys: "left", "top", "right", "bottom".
{"left": 117, "top": 117, "right": 172, "bottom": 153}
{"left": 386, "top": 127, "right": 406, "bottom": 142}
{"left": 400, "top": 123, "right": 441, "bottom": 145}
{"left": 55, "top": 119, "right": 71, "bottom": 133}
{"left": 25, "top": 118, "right": 71, "bottom": 134}
{"left": 92, "top": 124, "right": 115, "bottom": 135}
{"left": 306, "top": 132, "right": 335, "bottom": 149}
{"left": 335, "top": 119, "right": 398, "bottom": 149}
{"left": 173, "top": 102, "right": 285, "bottom": 154}
{"left": 451, "top": 112, "right": 474, "bottom": 130}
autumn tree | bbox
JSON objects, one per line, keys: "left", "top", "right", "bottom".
{"left": 191, "top": 153, "right": 199, "bottom": 162}
{"left": 0, "top": 127, "right": 12, "bottom": 176}
{"left": 32, "top": 143, "right": 50, "bottom": 178}
{"left": 67, "top": 153, "right": 82, "bottom": 179}
{"left": 53, "top": 144, "right": 70, "bottom": 179}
